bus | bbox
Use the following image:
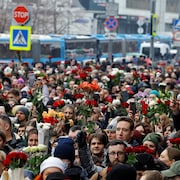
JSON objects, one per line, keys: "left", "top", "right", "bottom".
{"left": 0, "top": 33, "right": 172, "bottom": 64}
{"left": 0, "top": 33, "right": 64, "bottom": 64}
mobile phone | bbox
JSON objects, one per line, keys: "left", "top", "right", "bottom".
{"left": 28, "top": 72, "right": 35, "bottom": 87}
{"left": 130, "top": 102, "right": 137, "bottom": 115}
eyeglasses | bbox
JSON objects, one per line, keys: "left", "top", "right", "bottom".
{"left": 108, "top": 151, "right": 125, "bottom": 156}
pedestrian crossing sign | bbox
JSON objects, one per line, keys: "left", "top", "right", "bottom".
{"left": 9, "top": 26, "right": 31, "bottom": 51}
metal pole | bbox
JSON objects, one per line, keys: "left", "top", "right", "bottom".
{"left": 150, "top": 0, "right": 156, "bottom": 68}
{"left": 108, "top": 39, "right": 113, "bottom": 64}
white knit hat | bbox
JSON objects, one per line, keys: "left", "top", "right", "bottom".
{"left": 40, "top": 157, "right": 66, "bottom": 173}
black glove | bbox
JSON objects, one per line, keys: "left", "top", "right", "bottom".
{"left": 76, "top": 131, "right": 87, "bottom": 148}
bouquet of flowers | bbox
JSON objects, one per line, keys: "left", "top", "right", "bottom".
{"left": 125, "top": 145, "right": 155, "bottom": 165}
{"left": 1, "top": 151, "right": 28, "bottom": 180}
{"left": 42, "top": 109, "right": 65, "bottom": 125}
{"left": 23, "top": 144, "right": 48, "bottom": 177}
{"left": 168, "top": 137, "right": 180, "bottom": 150}
{"left": 2, "top": 151, "right": 28, "bottom": 170}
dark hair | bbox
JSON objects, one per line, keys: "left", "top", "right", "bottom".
{"left": 106, "top": 139, "right": 127, "bottom": 149}
{"left": 69, "top": 125, "right": 81, "bottom": 132}
{"left": 0, "top": 114, "right": 12, "bottom": 128}
{"left": 88, "top": 133, "right": 108, "bottom": 147}
{"left": 0, "top": 130, "right": 6, "bottom": 142}
{"left": 117, "top": 116, "right": 134, "bottom": 131}
{"left": 27, "top": 128, "right": 38, "bottom": 140}
{"left": 8, "top": 89, "right": 20, "bottom": 97}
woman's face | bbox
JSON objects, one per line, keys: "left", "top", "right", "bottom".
{"left": 159, "top": 149, "right": 174, "bottom": 167}
{"left": 164, "top": 126, "right": 172, "bottom": 137}
{"left": 28, "top": 133, "right": 38, "bottom": 146}
{"left": 63, "top": 107, "right": 74, "bottom": 120}
{"left": 143, "top": 140, "right": 156, "bottom": 152}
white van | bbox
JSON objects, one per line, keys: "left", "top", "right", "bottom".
{"left": 140, "top": 42, "right": 170, "bottom": 60}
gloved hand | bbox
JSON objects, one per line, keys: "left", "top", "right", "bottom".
{"left": 76, "top": 131, "right": 87, "bottom": 148}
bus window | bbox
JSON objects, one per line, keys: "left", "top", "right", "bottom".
{"left": 40, "top": 42, "right": 60, "bottom": 58}
{"left": 126, "top": 40, "right": 138, "bottom": 53}
{"left": 112, "top": 41, "right": 123, "bottom": 54}
{"left": 65, "top": 38, "right": 97, "bottom": 60}
{"left": 0, "top": 43, "right": 16, "bottom": 59}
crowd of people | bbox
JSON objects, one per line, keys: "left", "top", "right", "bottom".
{"left": 0, "top": 57, "right": 179, "bottom": 180}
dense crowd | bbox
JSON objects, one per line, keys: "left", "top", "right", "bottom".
{"left": 0, "top": 57, "right": 179, "bottom": 180}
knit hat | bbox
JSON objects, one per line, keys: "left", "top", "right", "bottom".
{"left": 143, "top": 133, "right": 161, "bottom": 148}
{"left": 40, "top": 157, "right": 66, "bottom": 174}
{"left": 17, "top": 78, "right": 25, "bottom": 85}
{"left": 149, "top": 90, "right": 159, "bottom": 97}
{"left": 161, "top": 160, "right": 180, "bottom": 177}
{"left": 46, "top": 172, "right": 66, "bottom": 180}
{"left": 105, "top": 116, "right": 119, "bottom": 131}
{"left": 54, "top": 137, "right": 75, "bottom": 163}
{"left": 106, "top": 164, "right": 136, "bottom": 180}
{"left": 134, "top": 153, "right": 155, "bottom": 170}
{"left": 16, "top": 106, "right": 30, "bottom": 120}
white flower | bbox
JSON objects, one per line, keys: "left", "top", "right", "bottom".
{"left": 76, "top": 99, "right": 83, "bottom": 104}
{"left": 149, "top": 100, "right": 157, "bottom": 107}
{"left": 30, "top": 146, "right": 38, "bottom": 153}
{"left": 38, "top": 144, "right": 47, "bottom": 152}
{"left": 101, "top": 75, "right": 110, "bottom": 82}
{"left": 112, "top": 99, "right": 121, "bottom": 106}
{"left": 23, "top": 146, "right": 32, "bottom": 153}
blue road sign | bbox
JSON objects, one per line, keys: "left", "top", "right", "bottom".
{"left": 10, "top": 26, "right": 31, "bottom": 51}
{"left": 104, "top": 17, "right": 118, "bottom": 31}
{"left": 173, "top": 19, "right": 180, "bottom": 30}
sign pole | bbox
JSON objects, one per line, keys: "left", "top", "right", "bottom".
{"left": 150, "top": 0, "right": 156, "bottom": 69}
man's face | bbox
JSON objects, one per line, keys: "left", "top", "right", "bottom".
{"left": 108, "top": 144, "right": 126, "bottom": 166}
{"left": 116, "top": 121, "right": 133, "bottom": 143}
{"left": 90, "top": 138, "right": 104, "bottom": 156}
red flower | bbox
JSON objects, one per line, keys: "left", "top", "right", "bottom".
{"left": 53, "top": 99, "right": 65, "bottom": 108}
{"left": 164, "top": 100, "right": 170, "bottom": 105}
{"left": 71, "top": 69, "right": 77, "bottom": 74}
{"left": 55, "top": 61, "right": 61, "bottom": 65}
{"left": 84, "top": 99, "right": 91, "bottom": 106}
{"left": 3, "top": 151, "right": 28, "bottom": 169}
{"left": 108, "top": 74, "right": 115, "bottom": 79}
{"left": 91, "top": 100, "right": 98, "bottom": 107}
{"left": 74, "top": 93, "right": 84, "bottom": 99}
{"left": 22, "top": 62, "right": 29, "bottom": 66}
{"left": 43, "top": 117, "right": 59, "bottom": 125}
{"left": 140, "top": 100, "right": 148, "bottom": 115}
{"left": 84, "top": 67, "right": 92, "bottom": 72}
{"left": 169, "top": 138, "right": 180, "bottom": 144}
{"left": 79, "top": 71, "right": 87, "bottom": 79}
{"left": 125, "top": 145, "right": 154, "bottom": 155}
{"left": 121, "top": 102, "right": 129, "bottom": 108}
{"left": 157, "top": 99, "right": 161, "bottom": 104}
{"left": 105, "top": 96, "right": 113, "bottom": 103}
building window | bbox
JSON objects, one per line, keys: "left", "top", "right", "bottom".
{"left": 166, "top": 0, "right": 179, "bottom": 13}
{"left": 126, "top": 0, "right": 150, "bottom": 10}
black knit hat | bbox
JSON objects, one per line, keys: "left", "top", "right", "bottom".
{"left": 134, "top": 153, "right": 155, "bottom": 170}
{"left": 46, "top": 172, "right": 66, "bottom": 180}
{"left": 106, "top": 164, "right": 136, "bottom": 180}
